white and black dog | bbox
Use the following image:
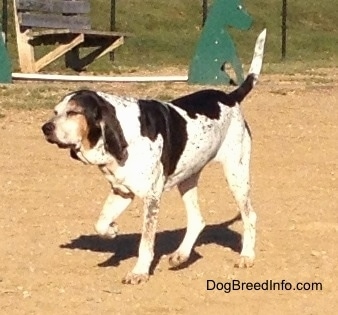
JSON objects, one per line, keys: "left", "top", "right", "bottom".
{"left": 42, "top": 30, "right": 266, "bottom": 284}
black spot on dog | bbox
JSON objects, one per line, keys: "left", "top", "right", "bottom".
{"left": 171, "top": 74, "right": 256, "bottom": 119}
{"left": 69, "top": 90, "right": 128, "bottom": 163}
{"left": 138, "top": 100, "right": 188, "bottom": 176}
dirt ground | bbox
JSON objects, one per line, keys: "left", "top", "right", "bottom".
{"left": 0, "top": 71, "right": 337, "bottom": 314}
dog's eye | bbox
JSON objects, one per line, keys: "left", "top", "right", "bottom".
{"left": 66, "top": 111, "right": 79, "bottom": 116}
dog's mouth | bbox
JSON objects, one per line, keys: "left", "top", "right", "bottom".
{"left": 46, "top": 137, "right": 74, "bottom": 149}
{"left": 56, "top": 142, "right": 73, "bottom": 149}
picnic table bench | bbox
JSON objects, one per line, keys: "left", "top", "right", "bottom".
{"left": 13, "top": 0, "right": 128, "bottom": 73}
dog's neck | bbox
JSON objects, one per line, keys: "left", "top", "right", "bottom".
{"left": 75, "top": 139, "right": 117, "bottom": 166}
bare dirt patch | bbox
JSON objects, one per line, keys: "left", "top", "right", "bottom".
{"left": 0, "top": 72, "right": 337, "bottom": 314}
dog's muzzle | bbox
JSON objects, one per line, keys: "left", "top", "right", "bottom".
{"left": 41, "top": 122, "right": 71, "bottom": 149}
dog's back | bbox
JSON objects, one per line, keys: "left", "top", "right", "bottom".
{"left": 164, "top": 29, "right": 267, "bottom": 189}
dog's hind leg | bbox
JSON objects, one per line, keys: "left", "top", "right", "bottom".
{"left": 95, "top": 190, "right": 134, "bottom": 238}
{"left": 216, "top": 115, "right": 257, "bottom": 268}
{"left": 168, "top": 173, "right": 206, "bottom": 268}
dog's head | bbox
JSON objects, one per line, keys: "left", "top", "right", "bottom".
{"left": 41, "top": 90, "right": 128, "bottom": 164}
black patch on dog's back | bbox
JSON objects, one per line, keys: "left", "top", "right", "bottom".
{"left": 171, "top": 90, "right": 228, "bottom": 119}
{"left": 171, "top": 74, "right": 256, "bottom": 119}
{"left": 138, "top": 100, "right": 188, "bottom": 176}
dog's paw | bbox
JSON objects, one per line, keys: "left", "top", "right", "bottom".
{"left": 95, "top": 222, "right": 118, "bottom": 239}
{"left": 168, "top": 251, "right": 189, "bottom": 268}
{"left": 234, "top": 256, "right": 254, "bottom": 268}
{"left": 105, "top": 223, "right": 119, "bottom": 238}
{"left": 122, "top": 272, "right": 149, "bottom": 285}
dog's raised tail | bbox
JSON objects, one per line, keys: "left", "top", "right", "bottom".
{"left": 230, "top": 29, "right": 267, "bottom": 103}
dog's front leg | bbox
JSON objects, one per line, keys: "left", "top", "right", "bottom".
{"left": 122, "top": 193, "right": 161, "bottom": 284}
{"left": 95, "top": 189, "right": 134, "bottom": 238}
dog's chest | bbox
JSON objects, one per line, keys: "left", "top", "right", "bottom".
{"left": 99, "top": 164, "right": 131, "bottom": 193}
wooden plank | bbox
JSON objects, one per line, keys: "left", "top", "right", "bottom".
{"left": 16, "top": 32, "right": 36, "bottom": 72}
{"left": 16, "top": 0, "right": 90, "bottom": 14}
{"left": 29, "top": 29, "right": 132, "bottom": 38}
{"left": 93, "top": 37, "right": 124, "bottom": 59}
{"left": 79, "top": 30, "right": 133, "bottom": 38}
{"left": 35, "top": 33, "right": 84, "bottom": 71}
{"left": 29, "top": 29, "right": 73, "bottom": 38}
{"left": 65, "top": 37, "right": 124, "bottom": 70}
{"left": 19, "top": 12, "right": 91, "bottom": 30}
{"left": 13, "top": 0, "right": 36, "bottom": 72}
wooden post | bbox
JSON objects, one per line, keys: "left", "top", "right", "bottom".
{"left": 2, "top": 0, "right": 8, "bottom": 44}
{"left": 202, "top": 0, "right": 208, "bottom": 26}
{"left": 110, "top": 0, "right": 116, "bottom": 61}
{"left": 281, "top": 0, "right": 287, "bottom": 60}
{"left": 13, "top": 0, "right": 36, "bottom": 72}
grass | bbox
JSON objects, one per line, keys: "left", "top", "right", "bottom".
{"left": 0, "top": 0, "right": 337, "bottom": 73}
{"left": 1, "top": 68, "right": 336, "bottom": 112}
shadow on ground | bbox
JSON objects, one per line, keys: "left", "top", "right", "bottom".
{"left": 60, "top": 215, "right": 242, "bottom": 273}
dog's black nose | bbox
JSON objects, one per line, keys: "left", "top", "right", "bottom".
{"left": 42, "top": 122, "right": 55, "bottom": 136}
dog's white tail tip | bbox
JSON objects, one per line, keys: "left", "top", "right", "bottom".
{"left": 248, "top": 29, "right": 267, "bottom": 84}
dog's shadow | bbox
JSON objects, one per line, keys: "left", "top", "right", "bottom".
{"left": 60, "top": 214, "right": 242, "bottom": 273}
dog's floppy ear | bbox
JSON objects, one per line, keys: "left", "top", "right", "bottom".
{"left": 100, "top": 101, "right": 128, "bottom": 163}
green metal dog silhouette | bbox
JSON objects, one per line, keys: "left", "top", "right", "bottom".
{"left": 188, "top": 0, "right": 252, "bottom": 85}
{"left": 0, "top": 31, "right": 11, "bottom": 83}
